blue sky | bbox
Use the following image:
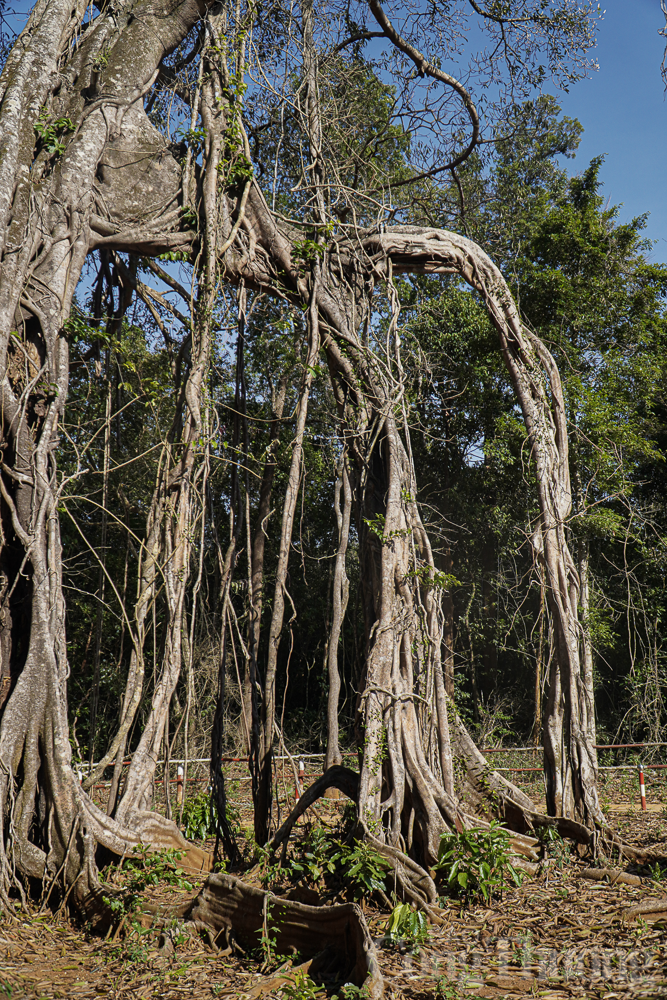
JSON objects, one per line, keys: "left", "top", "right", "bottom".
{"left": 556, "top": 0, "right": 667, "bottom": 263}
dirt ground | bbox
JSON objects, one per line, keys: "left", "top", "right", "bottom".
{"left": 2, "top": 810, "right": 667, "bottom": 1000}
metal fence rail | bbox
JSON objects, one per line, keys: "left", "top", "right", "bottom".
{"left": 82, "top": 742, "right": 666, "bottom": 815}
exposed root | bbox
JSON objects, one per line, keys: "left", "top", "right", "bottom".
{"left": 124, "top": 810, "right": 213, "bottom": 874}
{"left": 453, "top": 707, "right": 596, "bottom": 848}
{"left": 623, "top": 898, "right": 667, "bottom": 923}
{"left": 356, "top": 823, "right": 443, "bottom": 923}
{"left": 187, "top": 871, "right": 383, "bottom": 998}
{"left": 578, "top": 868, "right": 643, "bottom": 887}
{"left": 268, "top": 767, "right": 444, "bottom": 920}
{"left": 268, "top": 765, "right": 540, "bottom": 921}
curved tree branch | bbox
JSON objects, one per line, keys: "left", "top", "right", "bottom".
{"left": 368, "top": 0, "right": 480, "bottom": 172}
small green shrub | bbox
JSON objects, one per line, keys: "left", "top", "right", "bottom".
{"left": 329, "top": 839, "right": 392, "bottom": 899}
{"left": 384, "top": 902, "right": 429, "bottom": 948}
{"left": 103, "top": 844, "right": 193, "bottom": 921}
{"left": 332, "top": 983, "right": 370, "bottom": 999}
{"left": 290, "top": 825, "right": 338, "bottom": 883}
{"left": 279, "top": 970, "right": 327, "bottom": 999}
{"left": 649, "top": 861, "right": 667, "bottom": 882}
{"left": 279, "top": 976, "right": 370, "bottom": 1000}
{"left": 434, "top": 821, "right": 524, "bottom": 903}
{"left": 254, "top": 844, "right": 292, "bottom": 889}
{"left": 181, "top": 789, "right": 239, "bottom": 841}
{"left": 34, "top": 109, "right": 74, "bottom": 156}
{"left": 536, "top": 824, "right": 568, "bottom": 869}
{"left": 182, "top": 790, "right": 217, "bottom": 840}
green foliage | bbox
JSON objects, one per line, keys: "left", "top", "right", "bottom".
{"left": 217, "top": 74, "right": 254, "bottom": 186}
{"left": 435, "top": 980, "right": 471, "bottom": 1000}
{"left": 103, "top": 845, "right": 193, "bottom": 922}
{"left": 175, "top": 125, "right": 207, "bottom": 152}
{"left": 408, "top": 566, "right": 460, "bottom": 592}
{"left": 329, "top": 839, "right": 392, "bottom": 899}
{"left": 158, "top": 250, "right": 190, "bottom": 262}
{"left": 289, "top": 825, "right": 338, "bottom": 883}
{"left": 181, "top": 206, "right": 198, "bottom": 228}
{"left": 279, "top": 970, "right": 327, "bottom": 1000}
{"left": 292, "top": 237, "right": 324, "bottom": 265}
{"left": 384, "top": 902, "right": 429, "bottom": 948}
{"left": 536, "top": 825, "right": 568, "bottom": 869}
{"left": 362, "top": 513, "right": 410, "bottom": 544}
{"left": 254, "top": 844, "right": 294, "bottom": 889}
{"left": 182, "top": 789, "right": 240, "bottom": 841}
{"left": 34, "top": 108, "right": 74, "bottom": 156}
{"left": 259, "top": 900, "right": 279, "bottom": 967}
{"left": 649, "top": 861, "right": 667, "bottom": 883}
{"left": 435, "top": 822, "right": 524, "bottom": 904}
{"left": 332, "top": 984, "right": 370, "bottom": 1000}
{"left": 181, "top": 790, "right": 217, "bottom": 840}
{"left": 62, "top": 313, "right": 115, "bottom": 349}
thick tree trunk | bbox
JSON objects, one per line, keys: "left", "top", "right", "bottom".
{"left": 305, "top": 225, "right": 603, "bottom": 845}
{"left": 0, "top": 0, "right": 211, "bottom": 894}
{"left": 117, "top": 39, "right": 226, "bottom": 823}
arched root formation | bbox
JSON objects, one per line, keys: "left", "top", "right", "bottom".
{"left": 268, "top": 764, "right": 542, "bottom": 920}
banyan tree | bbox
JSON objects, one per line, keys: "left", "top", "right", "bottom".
{"left": 0, "top": 0, "right": 618, "bottom": 980}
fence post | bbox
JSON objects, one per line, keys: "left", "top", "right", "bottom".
{"left": 177, "top": 764, "right": 184, "bottom": 806}
{"left": 638, "top": 762, "right": 647, "bottom": 812}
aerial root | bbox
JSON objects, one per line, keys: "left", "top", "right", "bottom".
{"left": 268, "top": 764, "right": 360, "bottom": 862}
{"left": 267, "top": 768, "right": 444, "bottom": 922}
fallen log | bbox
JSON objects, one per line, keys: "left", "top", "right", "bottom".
{"left": 187, "top": 871, "right": 384, "bottom": 998}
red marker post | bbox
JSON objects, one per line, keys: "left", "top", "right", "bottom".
{"left": 638, "top": 762, "right": 647, "bottom": 812}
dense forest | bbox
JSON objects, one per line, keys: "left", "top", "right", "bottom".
{"left": 2, "top": 0, "right": 667, "bottom": 993}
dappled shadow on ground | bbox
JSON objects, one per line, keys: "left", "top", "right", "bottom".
{"left": 2, "top": 811, "right": 667, "bottom": 999}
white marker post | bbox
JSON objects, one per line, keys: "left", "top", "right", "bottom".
{"left": 296, "top": 759, "right": 305, "bottom": 802}
{"left": 177, "top": 764, "right": 184, "bottom": 806}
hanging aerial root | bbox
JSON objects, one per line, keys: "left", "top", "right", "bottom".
{"left": 187, "top": 871, "right": 383, "bottom": 998}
